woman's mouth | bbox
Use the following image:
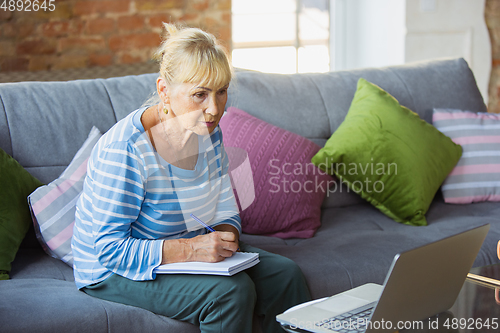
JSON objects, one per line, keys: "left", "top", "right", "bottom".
{"left": 203, "top": 121, "right": 216, "bottom": 127}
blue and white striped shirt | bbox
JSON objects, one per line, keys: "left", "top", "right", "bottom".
{"left": 72, "top": 108, "right": 241, "bottom": 289}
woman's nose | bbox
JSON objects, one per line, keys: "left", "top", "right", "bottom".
{"left": 205, "top": 96, "right": 219, "bottom": 115}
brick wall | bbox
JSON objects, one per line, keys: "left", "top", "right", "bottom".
{"left": 0, "top": 0, "right": 231, "bottom": 72}
{"left": 486, "top": 0, "right": 500, "bottom": 113}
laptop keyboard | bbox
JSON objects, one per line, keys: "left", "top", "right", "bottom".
{"left": 315, "top": 302, "right": 376, "bottom": 332}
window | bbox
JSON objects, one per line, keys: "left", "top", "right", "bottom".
{"left": 231, "top": 0, "right": 330, "bottom": 74}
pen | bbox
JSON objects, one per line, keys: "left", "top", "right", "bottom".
{"left": 191, "top": 213, "right": 240, "bottom": 251}
{"left": 190, "top": 213, "right": 216, "bottom": 232}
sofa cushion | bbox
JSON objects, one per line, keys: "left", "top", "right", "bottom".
{"left": 0, "top": 278, "right": 202, "bottom": 333}
{"left": 10, "top": 248, "right": 74, "bottom": 281}
{"left": 312, "top": 78, "right": 462, "bottom": 226}
{"left": 433, "top": 109, "right": 500, "bottom": 204}
{"left": 28, "top": 127, "right": 101, "bottom": 266}
{"left": 320, "top": 181, "right": 365, "bottom": 208}
{"left": 219, "top": 107, "right": 333, "bottom": 238}
{"left": 0, "top": 149, "right": 43, "bottom": 280}
{"left": 241, "top": 196, "right": 500, "bottom": 299}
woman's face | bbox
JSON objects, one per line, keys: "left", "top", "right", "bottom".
{"left": 162, "top": 80, "right": 229, "bottom": 135}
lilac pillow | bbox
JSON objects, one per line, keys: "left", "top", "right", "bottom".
{"left": 219, "top": 107, "right": 333, "bottom": 238}
{"left": 28, "top": 127, "right": 102, "bottom": 265}
{"left": 433, "top": 109, "right": 500, "bottom": 204}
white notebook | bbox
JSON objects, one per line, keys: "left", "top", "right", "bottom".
{"left": 154, "top": 252, "right": 259, "bottom": 276}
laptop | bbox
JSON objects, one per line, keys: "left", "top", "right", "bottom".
{"left": 276, "top": 224, "right": 490, "bottom": 333}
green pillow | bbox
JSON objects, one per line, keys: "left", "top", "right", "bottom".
{"left": 0, "top": 148, "right": 43, "bottom": 279}
{"left": 312, "top": 78, "right": 462, "bottom": 226}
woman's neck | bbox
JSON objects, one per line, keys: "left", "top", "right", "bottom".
{"left": 142, "top": 105, "right": 199, "bottom": 170}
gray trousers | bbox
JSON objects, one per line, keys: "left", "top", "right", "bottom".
{"left": 83, "top": 242, "right": 311, "bottom": 333}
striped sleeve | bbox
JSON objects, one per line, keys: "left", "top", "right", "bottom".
{"left": 89, "top": 141, "right": 164, "bottom": 281}
{"left": 210, "top": 133, "right": 242, "bottom": 234}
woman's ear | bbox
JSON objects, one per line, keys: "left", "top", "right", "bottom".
{"left": 156, "top": 77, "right": 170, "bottom": 107}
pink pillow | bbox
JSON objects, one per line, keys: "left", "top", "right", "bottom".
{"left": 433, "top": 109, "right": 500, "bottom": 204}
{"left": 219, "top": 107, "right": 333, "bottom": 238}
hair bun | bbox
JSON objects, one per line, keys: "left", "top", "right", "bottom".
{"left": 153, "top": 23, "right": 179, "bottom": 61}
{"left": 162, "top": 22, "right": 179, "bottom": 39}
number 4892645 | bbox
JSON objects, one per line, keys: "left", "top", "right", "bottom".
{"left": 1, "top": 0, "right": 56, "bottom": 11}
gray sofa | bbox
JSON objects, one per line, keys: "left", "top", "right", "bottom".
{"left": 1, "top": 58, "right": 499, "bottom": 332}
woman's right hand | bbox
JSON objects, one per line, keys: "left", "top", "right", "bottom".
{"left": 161, "top": 231, "right": 238, "bottom": 264}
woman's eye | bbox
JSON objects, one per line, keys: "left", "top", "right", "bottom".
{"left": 218, "top": 89, "right": 227, "bottom": 95}
{"left": 194, "top": 92, "right": 206, "bottom": 99}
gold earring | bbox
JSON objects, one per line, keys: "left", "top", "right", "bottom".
{"left": 161, "top": 97, "right": 169, "bottom": 114}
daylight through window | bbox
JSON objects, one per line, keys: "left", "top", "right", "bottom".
{"left": 231, "top": 0, "right": 330, "bottom": 74}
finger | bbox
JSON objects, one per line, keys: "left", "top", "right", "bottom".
{"left": 221, "top": 240, "right": 239, "bottom": 253}
{"left": 209, "top": 254, "right": 227, "bottom": 262}
{"left": 218, "top": 248, "right": 235, "bottom": 258}
{"left": 217, "top": 231, "right": 236, "bottom": 242}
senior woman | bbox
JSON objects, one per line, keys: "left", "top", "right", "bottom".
{"left": 71, "top": 24, "right": 311, "bottom": 333}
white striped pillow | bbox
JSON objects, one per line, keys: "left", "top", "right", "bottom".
{"left": 28, "top": 127, "right": 101, "bottom": 266}
{"left": 433, "top": 109, "right": 500, "bottom": 204}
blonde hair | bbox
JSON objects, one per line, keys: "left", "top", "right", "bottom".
{"left": 153, "top": 23, "right": 233, "bottom": 89}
